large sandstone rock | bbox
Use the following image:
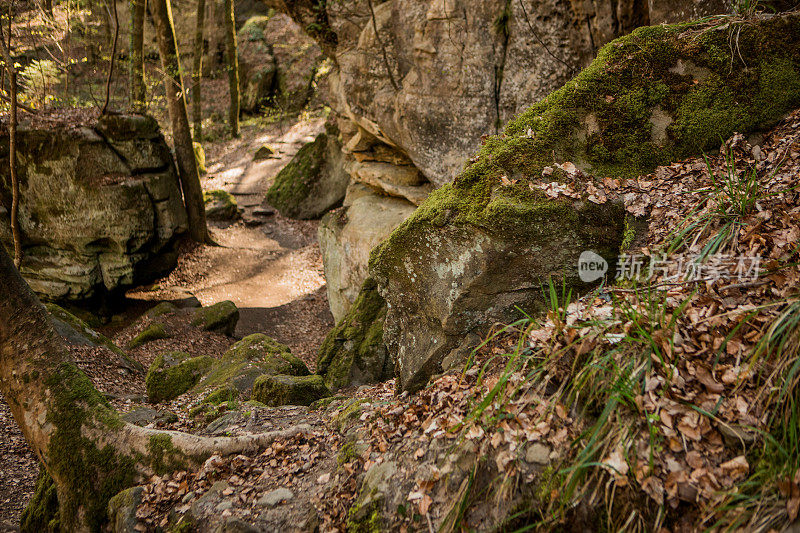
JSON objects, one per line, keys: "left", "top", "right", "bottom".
{"left": 238, "top": 13, "right": 324, "bottom": 113}
{"left": 281, "top": 0, "right": 734, "bottom": 187}
{"left": 370, "top": 13, "right": 800, "bottom": 392}
{"left": 318, "top": 190, "right": 416, "bottom": 322}
{"left": 0, "top": 114, "right": 188, "bottom": 302}
{"left": 265, "top": 124, "right": 349, "bottom": 219}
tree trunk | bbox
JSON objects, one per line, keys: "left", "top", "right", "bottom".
{"left": 192, "top": 0, "right": 205, "bottom": 140}
{"left": 148, "top": 0, "right": 209, "bottom": 243}
{"left": 224, "top": 0, "right": 240, "bottom": 137}
{"left": 101, "top": 0, "right": 119, "bottom": 115}
{"left": 0, "top": 6, "right": 22, "bottom": 268}
{"left": 129, "top": 0, "right": 146, "bottom": 112}
{"left": 0, "top": 244, "right": 310, "bottom": 530}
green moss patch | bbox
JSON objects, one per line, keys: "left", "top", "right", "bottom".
{"left": 145, "top": 351, "right": 214, "bottom": 403}
{"left": 265, "top": 132, "right": 327, "bottom": 218}
{"left": 251, "top": 374, "right": 331, "bottom": 406}
{"left": 192, "top": 333, "right": 311, "bottom": 403}
{"left": 317, "top": 277, "right": 391, "bottom": 391}
{"left": 127, "top": 322, "right": 170, "bottom": 350}
{"left": 191, "top": 301, "right": 239, "bottom": 335}
{"left": 203, "top": 190, "right": 238, "bottom": 220}
{"left": 20, "top": 468, "right": 59, "bottom": 533}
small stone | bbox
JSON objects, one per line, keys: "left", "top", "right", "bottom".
{"left": 257, "top": 488, "right": 294, "bottom": 507}
{"left": 525, "top": 443, "right": 551, "bottom": 465}
{"left": 216, "top": 500, "right": 233, "bottom": 511}
{"left": 252, "top": 206, "right": 276, "bottom": 217}
{"left": 253, "top": 144, "right": 277, "bottom": 160}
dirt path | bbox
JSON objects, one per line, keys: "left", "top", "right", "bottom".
{"left": 137, "top": 114, "right": 335, "bottom": 367}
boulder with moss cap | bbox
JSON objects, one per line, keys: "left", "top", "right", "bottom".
{"left": 370, "top": 14, "right": 800, "bottom": 393}
{"left": 146, "top": 351, "right": 215, "bottom": 403}
{"left": 193, "top": 333, "right": 311, "bottom": 400}
{"left": 191, "top": 301, "right": 240, "bottom": 335}
{"left": 265, "top": 123, "right": 348, "bottom": 220}
{"left": 251, "top": 374, "right": 330, "bottom": 406}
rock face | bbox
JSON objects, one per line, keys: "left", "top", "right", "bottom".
{"left": 278, "top": 0, "right": 734, "bottom": 324}
{"left": 281, "top": 0, "right": 734, "bottom": 187}
{"left": 369, "top": 13, "right": 800, "bottom": 392}
{"left": 318, "top": 189, "right": 416, "bottom": 322}
{"left": 238, "top": 13, "right": 324, "bottom": 113}
{"left": 0, "top": 114, "right": 187, "bottom": 302}
{"left": 265, "top": 124, "right": 349, "bottom": 219}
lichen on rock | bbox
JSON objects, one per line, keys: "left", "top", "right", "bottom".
{"left": 369, "top": 14, "right": 800, "bottom": 392}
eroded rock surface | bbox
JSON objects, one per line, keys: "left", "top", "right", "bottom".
{"left": 0, "top": 114, "right": 187, "bottom": 302}
{"left": 369, "top": 13, "right": 800, "bottom": 391}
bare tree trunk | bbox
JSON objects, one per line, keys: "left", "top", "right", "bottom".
{"left": 129, "top": 0, "right": 146, "bottom": 111}
{"left": 101, "top": 0, "right": 119, "bottom": 115}
{"left": 1, "top": 5, "right": 22, "bottom": 269}
{"left": 224, "top": 0, "right": 240, "bottom": 137}
{"left": 192, "top": 0, "right": 205, "bottom": 140}
{"left": 0, "top": 244, "right": 309, "bottom": 530}
{"left": 149, "top": 0, "right": 209, "bottom": 242}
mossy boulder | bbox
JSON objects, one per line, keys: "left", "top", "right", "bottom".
{"left": 127, "top": 322, "right": 170, "bottom": 350}
{"left": 46, "top": 303, "right": 143, "bottom": 371}
{"left": 146, "top": 351, "right": 214, "bottom": 403}
{"left": 106, "top": 486, "right": 143, "bottom": 533}
{"left": 265, "top": 126, "right": 348, "bottom": 220}
{"left": 191, "top": 301, "right": 239, "bottom": 335}
{"left": 193, "top": 334, "right": 311, "bottom": 400}
{"left": 251, "top": 374, "right": 331, "bottom": 406}
{"left": 203, "top": 190, "right": 239, "bottom": 221}
{"left": 317, "top": 277, "right": 391, "bottom": 392}
{"left": 146, "top": 301, "right": 179, "bottom": 318}
{"left": 369, "top": 14, "right": 800, "bottom": 392}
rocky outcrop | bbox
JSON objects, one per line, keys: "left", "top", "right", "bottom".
{"left": 265, "top": 124, "right": 348, "bottom": 219}
{"left": 369, "top": 13, "right": 800, "bottom": 392}
{"left": 280, "top": 0, "right": 734, "bottom": 188}
{"left": 238, "top": 13, "right": 324, "bottom": 113}
{"left": 0, "top": 114, "right": 187, "bottom": 302}
{"left": 318, "top": 188, "right": 416, "bottom": 322}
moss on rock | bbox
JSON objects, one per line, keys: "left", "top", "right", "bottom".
{"left": 127, "top": 322, "right": 170, "bottom": 350}
{"left": 251, "top": 374, "right": 331, "bottom": 406}
{"left": 193, "top": 334, "right": 310, "bottom": 402}
{"left": 203, "top": 190, "right": 239, "bottom": 220}
{"left": 191, "top": 301, "right": 239, "bottom": 335}
{"left": 317, "top": 277, "right": 390, "bottom": 391}
{"left": 146, "top": 302, "right": 179, "bottom": 318}
{"left": 46, "top": 303, "right": 143, "bottom": 372}
{"left": 146, "top": 351, "right": 214, "bottom": 403}
{"left": 266, "top": 132, "right": 327, "bottom": 217}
